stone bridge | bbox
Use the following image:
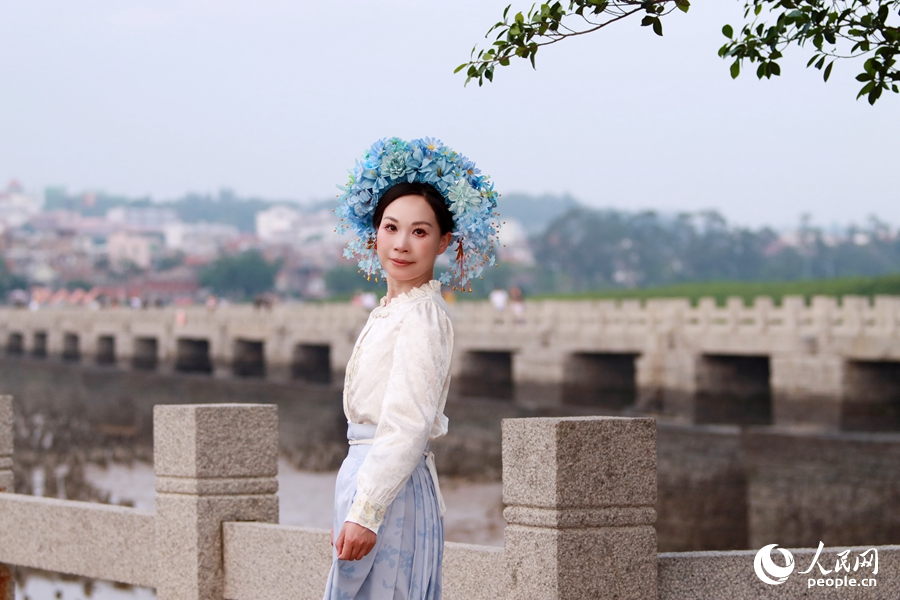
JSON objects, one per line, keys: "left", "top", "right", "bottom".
{"left": 2, "top": 294, "right": 899, "bottom": 430}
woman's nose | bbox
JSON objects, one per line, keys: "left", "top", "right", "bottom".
{"left": 393, "top": 233, "right": 410, "bottom": 251}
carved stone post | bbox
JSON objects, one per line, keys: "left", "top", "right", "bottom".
{"left": 502, "top": 416, "right": 657, "bottom": 600}
{"left": 154, "top": 404, "right": 279, "bottom": 600}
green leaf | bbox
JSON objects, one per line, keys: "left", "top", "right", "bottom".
{"left": 823, "top": 61, "right": 834, "bottom": 82}
{"left": 868, "top": 84, "right": 882, "bottom": 105}
{"left": 454, "top": 63, "right": 468, "bottom": 74}
{"left": 675, "top": 0, "right": 690, "bottom": 13}
{"left": 731, "top": 59, "right": 741, "bottom": 79}
{"left": 652, "top": 18, "right": 663, "bottom": 37}
{"left": 722, "top": 24, "right": 734, "bottom": 39}
{"left": 857, "top": 80, "right": 875, "bottom": 99}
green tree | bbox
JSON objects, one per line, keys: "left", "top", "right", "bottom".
{"left": 0, "top": 257, "right": 28, "bottom": 297}
{"left": 154, "top": 251, "right": 186, "bottom": 272}
{"left": 529, "top": 206, "right": 900, "bottom": 292}
{"left": 324, "top": 264, "right": 384, "bottom": 298}
{"left": 459, "top": 0, "right": 900, "bottom": 104}
{"left": 199, "top": 250, "right": 281, "bottom": 299}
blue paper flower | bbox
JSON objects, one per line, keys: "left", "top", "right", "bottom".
{"left": 447, "top": 180, "right": 484, "bottom": 215}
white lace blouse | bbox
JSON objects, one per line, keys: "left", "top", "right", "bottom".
{"left": 343, "top": 279, "right": 454, "bottom": 532}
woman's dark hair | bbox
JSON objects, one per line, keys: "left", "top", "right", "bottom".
{"left": 372, "top": 182, "right": 454, "bottom": 236}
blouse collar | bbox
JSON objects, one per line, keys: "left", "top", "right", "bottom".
{"left": 379, "top": 279, "right": 442, "bottom": 309}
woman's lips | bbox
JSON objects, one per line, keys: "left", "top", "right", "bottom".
{"left": 391, "top": 258, "right": 412, "bottom": 266}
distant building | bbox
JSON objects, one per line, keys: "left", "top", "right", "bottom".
{"left": 98, "top": 266, "right": 200, "bottom": 303}
{"left": 107, "top": 231, "right": 161, "bottom": 269}
{"left": 256, "top": 206, "right": 340, "bottom": 246}
{"left": 163, "top": 222, "right": 240, "bottom": 258}
{"left": 107, "top": 205, "right": 180, "bottom": 232}
{"left": 0, "top": 180, "right": 43, "bottom": 232}
{"left": 256, "top": 205, "right": 302, "bottom": 241}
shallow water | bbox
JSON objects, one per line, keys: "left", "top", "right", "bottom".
{"left": 82, "top": 458, "right": 505, "bottom": 545}
{"left": 15, "top": 577, "right": 156, "bottom": 600}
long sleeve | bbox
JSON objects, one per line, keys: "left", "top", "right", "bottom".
{"left": 345, "top": 299, "right": 453, "bottom": 532}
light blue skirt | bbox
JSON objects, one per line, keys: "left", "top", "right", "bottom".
{"left": 323, "top": 423, "right": 444, "bottom": 600}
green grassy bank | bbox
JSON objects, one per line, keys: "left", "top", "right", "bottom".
{"left": 531, "top": 273, "right": 900, "bottom": 306}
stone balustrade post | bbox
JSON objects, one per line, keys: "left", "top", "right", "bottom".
{"left": 0, "top": 395, "right": 12, "bottom": 600}
{"left": 502, "top": 416, "right": 657, "bottom": 600}
{"left": 154, "top": 403, "right": 279, "bottom": 600}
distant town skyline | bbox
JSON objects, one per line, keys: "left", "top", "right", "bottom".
{"left": 2, "top": 0, "right": 898, "bottom": 231}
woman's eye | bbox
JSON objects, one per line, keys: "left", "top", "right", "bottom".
{"left": 385, "top": 224, "right": 396, "bottom": 232}
{"left": 414, "top": 228, "right": 426, "bottom": 236}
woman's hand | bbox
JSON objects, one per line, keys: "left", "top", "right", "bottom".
{"left": 335, "top": 521, "right": 377, "bottom": 560}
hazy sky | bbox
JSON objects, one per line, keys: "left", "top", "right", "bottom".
{"left": 1, "top": 0, "right": 897, "bottom": 229}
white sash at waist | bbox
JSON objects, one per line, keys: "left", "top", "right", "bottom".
{"left": 349, "top": 437, "right": 446, "bottom": 517}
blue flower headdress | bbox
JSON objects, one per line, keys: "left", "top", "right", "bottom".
{"left": 336, "top": 137, "right": 500, "bottom": 291}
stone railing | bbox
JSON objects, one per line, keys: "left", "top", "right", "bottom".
{"left": 1, "top": 394, "right": 898, "bottom": 599}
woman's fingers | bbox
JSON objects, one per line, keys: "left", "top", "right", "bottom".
{"left": 335, "top": 527, "right": 345, "bottom": 556}
{"left": 336, "top": 524, "right": 355, "bottom": 560}
{"left": 336, "top": 523, "right": 377, "bottom": 560}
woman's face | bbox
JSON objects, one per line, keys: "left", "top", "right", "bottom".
{"left": 376, "top": 194, "right": 452, "bottom": 285}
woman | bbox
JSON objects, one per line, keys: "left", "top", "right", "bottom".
{"left": 324, "top": 137, "right": 500, "bottom": 600}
